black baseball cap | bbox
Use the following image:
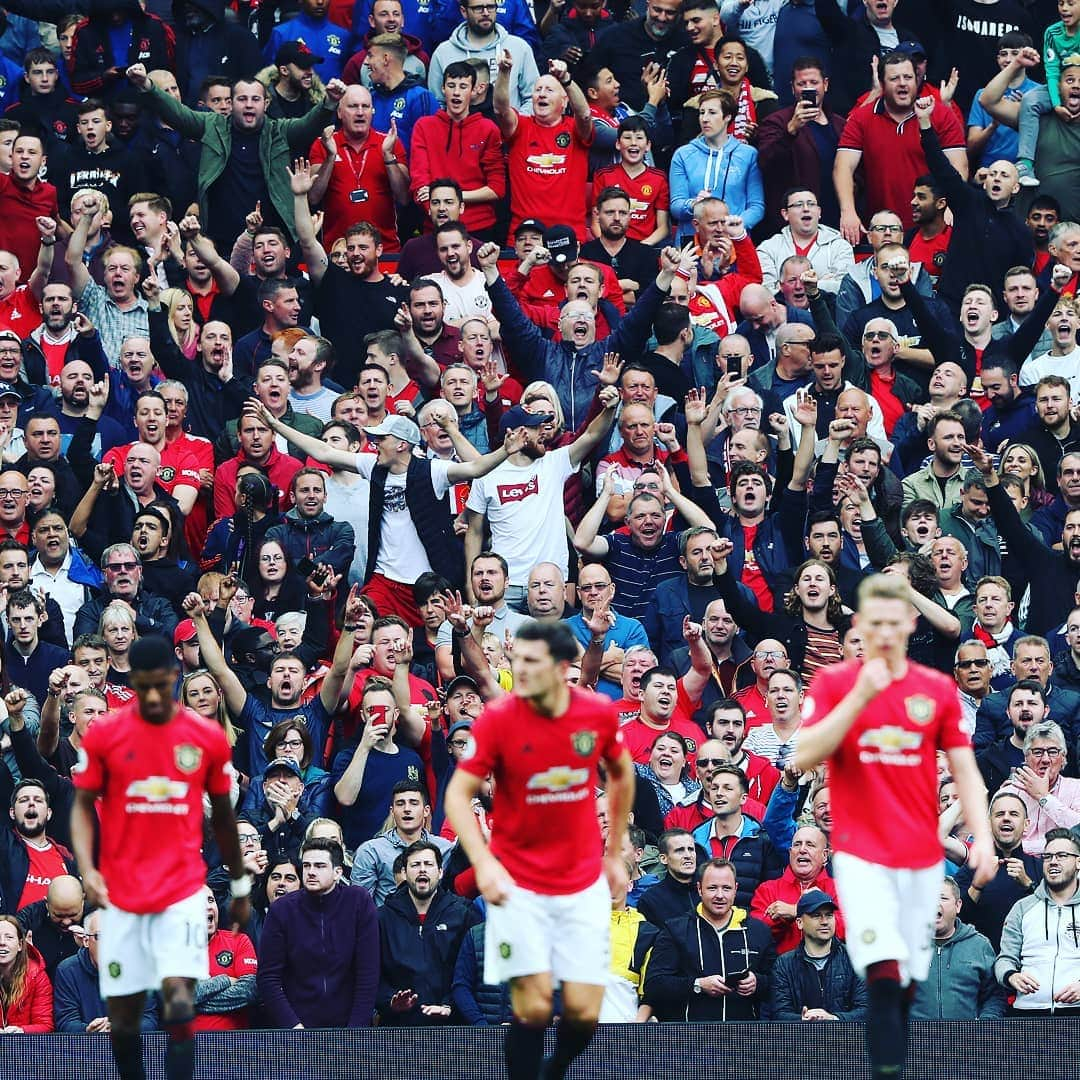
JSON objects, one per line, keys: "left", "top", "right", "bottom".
{"left": 544, "top": 224, "right": 578, "bottom": 266}
{"left": 515, "top": 218, "right": 546, "bottom": 236}
{"left": 275, "top": 41, "right": 323, "bottom": 68}
{"left": 498, "top": 405, "right": 554, "bottom": 435}
{"left": 796, "top": 888, "right": 838, "bottom": 917}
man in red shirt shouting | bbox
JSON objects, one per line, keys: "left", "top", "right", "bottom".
{"left": 445, "top": 621, "right": 634, "bottom": 1080}
{"left": 795, "top": 575, "right": 992, "bottom": 1080}
{"left": 71, "top": 635, "right": 250, "bottom": 1080}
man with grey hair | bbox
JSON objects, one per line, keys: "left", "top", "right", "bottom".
{"left": 998, "top": 720, "right": 1080, "bottom": 854}
{"left": 748, "top": 320, "right": 816, "bottom": 417}
{"left": 526, "top": 562, "right": 566, "bottom": 623}
{"left": 73, "top": 543, "right": 177, "bottom": 640}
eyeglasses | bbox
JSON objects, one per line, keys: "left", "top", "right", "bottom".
{"left": 863, "top": 331, "right": 894, "bottom": 341}
{"left": 755, "top": 650, "right": 785, "bottom": 660}
{"left": 238, "top": 834, "right": 260, "bottom": 847}
{"left": 867, "top": 224, "right": 903, "bottom": 233}
{"left": 785, "top": 201, "right": 819, "bottom": 211}
{"left": 80, "top": 932, "right": 102, "bottom": 940}
{"left": 1028, "top": 747, "right": 1063, "bottom": 759}
{"left": 1045, "top": 851, "right": 1078, "bottom": 862}
{"left": 0, "top": 489, "right": 26, "bottom": 499}
{"left": 560, "top": 310, "right": 596, "bottom": 322}
{"left": 278, "top": 738, "right": 305, "bottom": 750}
{"left": 105, "top": 560, "right": 138, "bottom": 572}
{"left": 260, "top": 553, "right": 285, "bottom": 563}
{"left": 449, "top": 738, "right": 471, "bottom": 749}
{"left": 578, "top": 582, "right": 611, "bottom": 593}
{"left": 696, "top": 757, "right": 726, "bottom": 767}
{"left": 730, "top": 406, "right": 761, "bottom": 416}
{"left": 467, "top": 3, "right": 497, "bottom": 9}
{"left": 955, "top": 658, "right": 990, "bottom": 669}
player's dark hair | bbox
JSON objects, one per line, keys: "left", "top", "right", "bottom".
{"left": 696, "top": 856, "right": 737, "bottom": 885}
{"left": 263, "top": 718, "right": 314, "bottom": 769}
{"left": 913, "top": 173, "right": 947, "bottom": 203}
{"left": 514, "top": 620, "right": 579, "bottom": 664}
{"left": 73, "top": 632, "right": 108, "bottom": 655}
{"left": 616, "top": 114, "right": 652, "bottom": 140}
{"left": 628, "top": 825, "right": 647, "bottom": 850}
{"left": 901, "top": 499, "right": 939, "bottom": 527}
{"left": 640, "top": 666, "right": 677, "bottom": 694}
{"left": 710, "top": 764, "right": 749, "bottom": 795}
{"left": 129, "top": 634, "right": 177, "bottom": 673}
{"left": 412, "top": 571, "right": 452, "bottom": 606}
{"left": 654, "top": 302, "right": 691, "bottom": 346}
{"left": 810, "top": 331, "right": 846, "bottom": 358}
{"left": 706, "top": 698, "right": 746, "bottom": 724}
{"left": 300, "top": 836, "right": 344, "bottom": 869}
{"left": 442, "top": 61, "right": 477, "bottom": 87}
{"left": 768, "top": 666, "right": 803, "bottom": 693}
{"left": 1045, "top": 827, "right": 1080, "bottom": 854}
{"left": 10, "top": 778, "right": 49, "bottom": 809}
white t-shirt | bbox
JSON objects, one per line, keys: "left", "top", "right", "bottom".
{"left": 324, "top": 472, "right": 370, "bottom": 585}
{"left": 354, "top": 454, "right": 452, "bottom": 583}
{"left": 1019, "top": 348, "right": 1080, "bottom": 401}
{"left": 466, "top": 445, "right": 577, "bottom": 581}
{"left": 430, "top": 269, "right": 494, "bottom": 325}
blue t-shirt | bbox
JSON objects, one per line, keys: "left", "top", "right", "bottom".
{"left": 107, "top": 24, "right": 134, "bottom": 67}
{"left": 968, "top": 78, "right": 1042, "bottom": 166}
{"left": 239, "top": 693, "right": 331, "bottom": 777}
{"left": 331, "top": 743, "right": 425, "bottom": 850}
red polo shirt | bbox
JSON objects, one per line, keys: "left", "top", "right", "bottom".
{"left": 838, "top": 99, "right": 965, "bottom": 230}
{"left": 0, "top": 173, "right": 59, "bottom": 285}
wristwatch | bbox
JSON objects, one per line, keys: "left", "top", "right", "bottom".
{"left": 692, "top": 979, "right": 703, "bottom": 995}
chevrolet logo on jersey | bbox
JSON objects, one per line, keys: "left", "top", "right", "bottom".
{"left": 527, "top": 766, "right": 589, "bottom": 792}
{"left": 126, "top": 777, "right": 190, "bottom": 802}
{"left": 858, "top": 727, "right": 923, "bottom": 752}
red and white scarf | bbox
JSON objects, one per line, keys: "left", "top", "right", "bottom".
{"left": 728, "top": 77, "right": 757, "bottom": 143}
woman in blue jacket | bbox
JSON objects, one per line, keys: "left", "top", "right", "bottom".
{"left": 670, "top": 89, "right": 764, "bottom": 243}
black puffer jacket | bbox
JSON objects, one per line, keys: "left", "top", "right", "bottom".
{"left": 768, "top": 940, "right": 867, "bottom": 1021}
{"left": 70, "top": 0, "right": 175, "bottom": 98}
{"left": 376, "top": 887, "right": 482, "bottom": 1025}
{"left": 451, "top": 922, "right": 513, "bottom": 1026}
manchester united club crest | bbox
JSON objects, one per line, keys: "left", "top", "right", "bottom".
{"left": 555, "top": 132, "right": 571, "bottom": 148}
{"left": 174, "top": 744, "right": 203, "bottom": 774}
{"left": 159, "top": 465, "right": 176, "bottom": 483}
{"left": 905, "top": 695, "right": 935, "bottom": 726}
{"left": 216, "top": 950, "right": 234, "bottom": 967}
{"left": 571, "top": 730, "right": 597, "bottom": 757}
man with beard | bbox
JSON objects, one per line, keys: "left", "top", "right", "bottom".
{"left": 1, "top": 773, "right": 79, "bottom": 913}
{"left": 955, "top": 791, "right": 1041, "bottom": 949}
{"left": 891, "top": 361, "right": 968, "bottom": 473}
{"left": 352, "top": 781, "right": 454, "bottom": 905}
{"left": 906, "top": 175, "right": 950, "bottom": 289}
{"left": 733, "top": 642, "right": 788, "bottom": 731}
{"left": 22, "top": 284, "right": 108, "bottom": 391}
{"left": 267, "top": 43, "right": 323, "bottom": 121}
{"left": 376, "top": 841, "right": 479, "bottom": 1024}
{"left": 977, "top": 680, "right": 1048, "bottom": 796}
{"left": 900, "top": 412, "right": 967, "bottom": 511}
{"left": 981, "top": 356, "right": 1038, "bottom": 452}
{"left": 580, "top": 188, "right": 659, "bottom": 306}
{"left": 400, "top": 180, "right": 484, "bottom": 279}
{"left": 835, "top": 53, "right": 967, "bottom": 244}
{"left": 751, "top": 826, "right": 843, "bottom": 955}
{"left": 233, "top": 278, "right": 303, "bottom": 379}
{"left": 283, "top": 335, "right": 338, "bottom": 423}
{"left": 691, "top": 768, "right": 785, "bottom": 911}
{"left": 130, "top": 508, "right": 197, "bottom": 615}
{"left": 293, "top": 165, "right": 407, "bottom": 385}
{"left": 397, "top": 280, "right": 462, "bottom": 379}
{"left": 995, "top": 826, "right": 1080, "bottom": 1013}
{"left": 430, "top": 223, "right": 493, "bottom": 326}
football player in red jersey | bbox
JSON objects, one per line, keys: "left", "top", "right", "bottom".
{"left": 71, "top": 635, "right": 250, "bottom": 1080}
{"left": 795, "top": 575, "right": 992, "bottom": 1080}
{"left": 445, "top": 620, "right": 635, "bottom": 1080}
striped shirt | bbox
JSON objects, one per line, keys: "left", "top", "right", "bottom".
{"left": 603, "top": 531, "right": 683, "bottom": 622}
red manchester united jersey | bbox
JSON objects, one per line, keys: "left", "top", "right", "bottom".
{"left": 72, "top": 701, "right": 233, "bottom": 913}
{"left": 457, "top": 687, "right": 624, "bottom": 895}
{"left": 803, "top": 659, "right": 969, "bottom": 869}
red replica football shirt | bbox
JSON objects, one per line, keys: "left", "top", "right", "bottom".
{"left": 621, "top": 714, "right": 703, "bottom": 771}
{"left": 591, "top": 164, "right": 670, "bottom": 242}
{"left": 0, "top": 285, "right": 42, "bottom": 337}
{"left": 803, "top": 659, "right": 969, "bottom": 869}
{"left": 838, "top": 100, "right": 965, "bottom": 231}
{"left": 194, "top": 928, "right": 258, "bottom": 1031}
{"left": 310, "top": 129, "right": 404, "bottom": 251}
{"left": 507, "top": 114, "right": 592, "bottom": 242}
{"left": 72, "top": 702, "right": 233, "bottom": 913}
{"left": 457, "top": 688, "right": 624, "bottom": 895}
{"left": 104, "top": 440, "right": 201, "bottom": 497}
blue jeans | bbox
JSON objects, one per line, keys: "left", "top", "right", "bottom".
{"left": 1018, "top": 83, "right": 1052, "bottom": 162}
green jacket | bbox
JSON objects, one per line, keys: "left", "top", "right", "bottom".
{"left": 137, "top": 83, "right": 336, "bottom": 238}
{"left": 900, "top": 464, "right": 964, "bottom": 512}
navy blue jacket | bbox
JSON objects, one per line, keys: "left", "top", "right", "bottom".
{"left": 54, "top": 947, "right": 159, "bottom": 1032}
{"left": 452, "top": 921, "right": 513, "bottom": 1025}
{"left": 376, "top": 886, "right": 481, "bottom": 1024}
{"left": 257, "top": 882, "right": 380, "bottom": 1028}
{"left": 768, "top": 940, "right": 867, "bottom": 1021}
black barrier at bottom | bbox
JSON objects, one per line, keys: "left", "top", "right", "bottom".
{"left": 1, "top": 1020, "right": 1078, "bottom": 1079}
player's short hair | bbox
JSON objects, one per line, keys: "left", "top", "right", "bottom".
{"left": 129, "top": 634, "right": 177, "bottom": 673}
{"left": 975, "top": 575, "right": 1012, "bottom": 601}
{"left": 1044, "top": 827, "right": 1080, "bottom": 854}
{"left": 709, "top": 764, "right": 748, "bottom": 794}
{"left": 73, "top": 632, "right": 108, "bottom": 657}
{"left": 857, "top": 573, "right": 913, "bottom": 609}
{"left": 1006, "top": 679, "right": 1046, "bottom": 706}
{"left": 10, "top": 778, "right": 49, "bottom": 808}
{"left": 705, "top": 698, "right": 745, "bottom": 724}
{"left": 988, "top": 789, "right": 1028, "bottom": 816}
{"left": 767, "top": 667, "right": 803, "bottom": 693}
{"left": 696, "top": 856, "right": 737, "bottom": 885}
{"left": 514, "top": 620, "right": 579, "bottom": 664}
{"left": 6, "top": 587, "right": 42, "bottom": 616}
{"left": 942, "top": 876, "right": 961, "bottom": 902}
{"left": 300, "top": 836, "right": 344, "bottom": 868}
{"left": 402, "top": 839, "right": 442, "bottom": 868}
{"left": 640, "top": 666, "right": 677, "bottom": 694}
{"left": 442, "top": 61, "right": 477, "bottom": 87}
{"left": 1014, "top": 635, "right": 1051, "bottom": 657}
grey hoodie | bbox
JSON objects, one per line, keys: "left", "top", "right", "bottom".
{"left": 995, "top": 880, "right": 1080, "bottom": 1011}
{"left": 911, "top": 920, "right": 1005, "bottom": 1020}
{"left": 428, "top": 23, "right": 539, "bottom": 113}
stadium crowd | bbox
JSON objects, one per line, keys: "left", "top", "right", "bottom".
{"left": 0, "top": 0, "right": 1080, "bottom": 1037}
